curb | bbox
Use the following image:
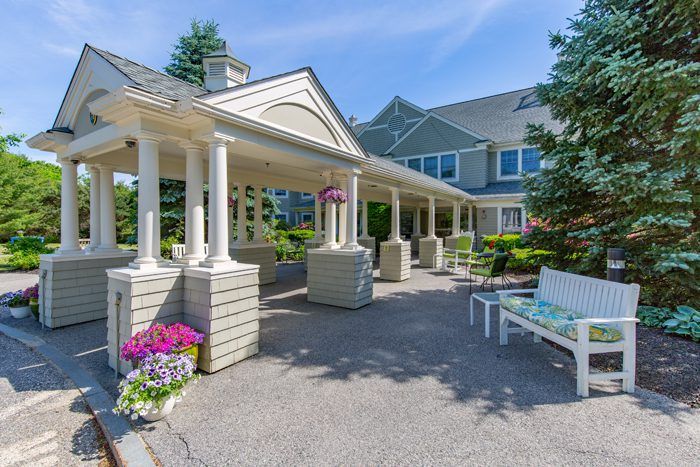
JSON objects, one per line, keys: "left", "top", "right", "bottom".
{"left": 0, "top": 323, "right": 157, "bottom": 467}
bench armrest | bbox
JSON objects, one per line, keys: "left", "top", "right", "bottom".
{"left": 574, "top": 317, "right": 639, "bottom": 325}
{"left": 443, "top": 248, "right": 471, "bottom": 255}
{"left": 496, "top": 288, "right": 538, "bottom": 296}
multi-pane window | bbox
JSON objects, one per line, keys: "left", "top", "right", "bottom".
{"left": 501, "top": 208, "right": 522, "bottom": 233}
{"left": 407, "top": 158, "right": 421, "bottom": 171}
{"left": 300, "top": 212, "right": 314, "bottom": 223}
{"left": 274, "top": 213, "right": 288, "bottom": 222}
{"left": 500, "top": 150, "right": 519, "bottom": 176}
{"left": 441, "top": 154, "right": 456, "bottom": 179}
{"left": 521, "top": 148, "right": 541, "bottom": 173}
{"left": 301, "top": 192, "right": 313, "bottom": 199}
{"left": 423, "top": 156, "right": 438, "bottom": 178}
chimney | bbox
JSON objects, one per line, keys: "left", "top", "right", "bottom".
{"left": 348, "top": 114, "right": 358, "bottom": 127}
{"left": 202, "top": 41, "right": 251, "bottom": 92}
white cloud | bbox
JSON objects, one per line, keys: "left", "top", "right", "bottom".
{"left": 43, "top": 42, "right": 81, "bottom": 57}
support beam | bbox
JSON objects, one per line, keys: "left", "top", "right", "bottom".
{"left": 253, "top": 185, "right": 264, "bottom": 243}
{"left": 389, "top": 187, "right": 401, "bottom": 242}
{"left": 314, "top": 193, "right": 323, "bottom": 239}
{"left": 202, "top": 139, "right": 232, "bottom": 266}
{"left": 360, "top": 199, "right": 369, "bottom": 239}
{"left": 449, "top": 201, "right": 460, "bottom": 238}
{"left": 468, "top": 204, "right": 473, "bottom": 232}
{"left": 227, "top": 184, "right": 234, "bottom": 246}
{"left": 427, "top": 196, "right": 436, "bottom": 239}
{"left": 182, "top": 145, "right": 206, "bottom": 263}
{"left": 236, "top": 182, "right": 248, "bottom": 244}
{"left": 338, "top": 177, "right": 348, "bottom": 246}
{"left": 58, "top": 160, "right": 81, "bottom": 254}
{"left": 97, "top": 165, "right": 118, "bottom": 251}
{"left": 343, "top": 170, "right": 360, "bottom": 249}
{"left": 87, "top": 165, "right": 100, "bottom": 252}
{"left": 132, "top": 137, "right": 160, "bottom": 267}
{"left": 322, "top": 173, "right": 337, "bottom": 248}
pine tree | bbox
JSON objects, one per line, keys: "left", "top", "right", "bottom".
{"left": 523, "top": 0, "right": 700, "bottom": 307}
{"left": 164, "top": 19, "right": 223, "bottom": 87}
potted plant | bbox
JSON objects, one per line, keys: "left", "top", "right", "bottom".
{"left": 113, "top": 352, "right": 200, "bottom": 422}
{"left": 120, "top": 323, "right": 204, "bottom": 368}
{"left": 317, "top": 186, "right": 347, "bottom": 204}
{"left": 24, "top": 284, "right": 39, "bottom": 320}
{"left": 1, "top": 290, "right": 31, "bottom": 319}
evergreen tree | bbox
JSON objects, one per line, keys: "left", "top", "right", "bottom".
{"left": 164, "top": 19, "right": 223, "bottom": 87}
{"left": 523, "top": 0, "right": 699, "bottom": 307}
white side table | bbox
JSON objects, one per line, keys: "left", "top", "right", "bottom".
{"left": 470, "top": 292, "right": 500, "bottom": 338}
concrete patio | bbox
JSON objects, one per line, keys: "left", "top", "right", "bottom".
{"left": 1, "top": 261, "right": 698, "bottom": 464}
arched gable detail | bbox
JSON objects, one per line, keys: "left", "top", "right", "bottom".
{"left": 260, "top": 103, "right": 338, "bottom": 145}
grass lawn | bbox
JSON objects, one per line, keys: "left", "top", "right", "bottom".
{"left": 0, "top": 243, "right": 136, "bottom": 273}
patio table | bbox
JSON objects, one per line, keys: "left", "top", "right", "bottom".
{"left": 469, "top": 292, "right": 500, "bottom": 338}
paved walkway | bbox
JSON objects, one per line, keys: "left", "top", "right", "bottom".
{"left": 0, "top": 271, "right": 39, "bottom": 295}
{"left": 2, "top": 263, "right": 698, "bottom": 465}
{"left": 0, "top": 333, "right": 110, "bottom": 466}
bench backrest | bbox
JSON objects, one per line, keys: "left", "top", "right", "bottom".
{"left": 537, "top": 267, "right": 640, "bottom": 318}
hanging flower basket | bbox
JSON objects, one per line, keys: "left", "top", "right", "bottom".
{"left": 317, "top": 186, "right": 347, "bottom": 204}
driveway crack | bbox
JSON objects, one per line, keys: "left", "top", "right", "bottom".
{"left": 163, "top": 419, "right": 207, "bottom": 466}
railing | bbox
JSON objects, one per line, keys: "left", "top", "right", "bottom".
{"left": 171, "top": 244, "right": 208, "bottom": 261}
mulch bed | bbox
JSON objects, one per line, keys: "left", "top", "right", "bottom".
{"left": 549, "top": 327, "right": 699, "bottom": 407}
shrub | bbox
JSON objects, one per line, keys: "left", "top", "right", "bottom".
{"left": 276, "top": 241, "right": 304, "bottom": 262}
{"left": 287, "top": 229, "right": 315, "bottom": 243}
{"left": 505, "top": 247, "right": 556, "bottom": 273}
{"left": 636, "top": 306, "right": 672, "bottom": 328}
{"left": 160, "top": 235, "right": 181, "bottom": 260}
{"left": 275, "top": 220, "right": 292, "bottom": 231}
{"left": 482, "top": 234, "right": 523, "bottom": 252}
{"left": 9, "top": 250, "right": 42, "bottom": 270}
{"left": 662, "top": 306, "right": 700, "bottom": 342}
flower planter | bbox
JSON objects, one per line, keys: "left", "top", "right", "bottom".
{"left": 174, "top": 344, "right": 199, "bottom": 366}
{"left": 141, "top": 396, "right": 176, "bottom": 422}
{"left": 29, "top": 298, "right": 39, "bottom": 320}
{"left": 9, "top": 305, "right": 32, "bottom": 319}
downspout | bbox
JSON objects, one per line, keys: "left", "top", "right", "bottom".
{"left": 39, "top": 269, "right": 47, "bottom": 330}
{"left": 113, "top": 291, "right": 122, "bottom": 379}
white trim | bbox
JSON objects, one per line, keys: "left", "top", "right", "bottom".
{"left": 300, "top": 212, "right": 314, "bottom": 223}
{"left": 496, "top": 204, "right": 527, "bottom": 234}
{"left": 496, "top": 146, "right": 545, "bottom": 181}
{"left": 391, "top": 151, "right": 459, "bottom": 182}
{"left": 267, "top": 188, "right": 288, "bottom": 198}
{"left": 300, "top": 192, "right": 314, "bottom": 199}
{"left": 356, "top": 97, "right": 428, "bottom": 138}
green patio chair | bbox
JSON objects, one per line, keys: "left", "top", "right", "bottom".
{"left": 442, "top": 233, "right": 474, "bottom": 273}
{"left": 469, "top": 252, "right": 511, "bottom": 293}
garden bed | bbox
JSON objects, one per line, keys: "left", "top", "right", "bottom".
{"left": 550, "top": 327, "right": 699, "bottom": 407}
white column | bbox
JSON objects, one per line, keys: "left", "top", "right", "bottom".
{"left": 360, "top": 200, "right": 370, "bottom": 239}
{"left": 203, "top": 139, "right": 232, "bottom": 265}
{"left": 343, "top": 170, "right": 359, "bottom": 249}
{"left": 132, "top": 137, "right": 160, "bottom": 266}
{"left": 450, "top": 201, "right": 460, "bottom": 237}
{"left": 236, "top": 183, "right": 248, "bottom": 244}
{"left": 338, "top": 178, "right": 347, "bottom": 245}
{"left": 97, "top": 165, "right": 118, "bottom": 251}
{"left": 389, "top": 187, "right": 401, "bottom": 242}
{"left": 87, "top": 165, "right": 101, "bottom": 252}
{"left": 183, "top": 145, "right": 205, "bottom": 262}
{"left": 468, "top": 204, "right": 473, "bottom": 232}
{"left": 58, "top": 160, "right": 81, "bottom": 254}
{"left": 314, "top": 194, "right": 323, "bottom": 239}
{"left": 322, "top": 173, "right": 337, "bottom": 248}
{"left": 253, "top": 185, "right": 264, "bottom": 243}
{"left": 427, "top": 196, "right": 436, "bottom": 239}
{"left": 413, "top": 207, "right": 421, "bottom": 235}
{"left": 227, "top": 184, "right": 234, "bottom": 246}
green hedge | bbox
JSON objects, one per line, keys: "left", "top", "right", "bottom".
{"left": 6, "top": 237, "right": 55, "bottom": 270}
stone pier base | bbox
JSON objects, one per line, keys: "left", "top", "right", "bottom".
{"left": 106, "top": 262, "right": 260, "bottom": 376}
{"left": 419, "top": 237, "right": 443, "bottom": 268}
{"left": 410, "top": 234, "right": 425, "bottom": 253}
{"left": 39, "top": 251, "right": 136, "bottom": 329}
{"left": 379, "top": 241, "right": 411, "bottom": 281}
{"left": 229, "top": 243, "right": 276, "bottom": 284}
{"left": 357, "top": 237, "right": 376, "bottom": 261}
{"left": 444, "top": 236, "right": 459, "bottom": 250}
{"left": 304, "top": 238, "right": 325, "bottom": 270}
{"left": 307, "top": 248, "right": 373, "bottom": 309}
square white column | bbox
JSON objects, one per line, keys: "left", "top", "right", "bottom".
{"left": 86, "top": 165, "right": 101, "bottom": 252}
{"left": 413, "top": 206, "right": 422, "bottom": 235}
{"left": 253, "top": 185, "right": 264, "bottom": 243}
{"left": 427, "top": 196, "right": 436, "bottom": 239}
{"left": 338, "top": 177, "right": 348, "bottom": 246}
{"left": 202, "top": 139, "right": 232, "bottom": 266}
{"left": 449, "top": 201, "right": 460, "bottom": 238}
{"left": 359, "top": 199, "right": 370, "bottom": 239}
{"left": 58, "top": 160, "right": 81, "bottom": 254}
{"left": 131, "top": 137, "right": 161, "bottom": 267}
{"left": 468, "top": 204, "right": 473, "bottom": 232}
{"left": 322, "top": 172, "right": 337, "bottom": 248}
{"left": 388, "top": 187, "right": 401, "bottom": 242}
{"left": 343, "top": 170, "right": 360, "bottom": 249}
{"left": 97, "top": 165, "right": 118, "bottom": 251}
{"left": 235, "top": 182, "right": 249, "bottom": 245}
{"left": 182, "top": 144, "right": 206, "bottom": 264}
{"left": 314, "top": 194, "right": 323, "bottom": 239}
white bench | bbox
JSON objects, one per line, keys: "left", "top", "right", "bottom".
{"left": 497, "top": 266, "right": 640, "bottom": 397}
{"left": 171, "top": 244, "right": 208, "bottom": 261}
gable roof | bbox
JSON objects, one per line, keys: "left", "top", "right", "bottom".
{"left": 430, "top": 87, "right": 564, "bottom": 144}
{"left": 89, "top": 45, "right": 206, "bottom": 101}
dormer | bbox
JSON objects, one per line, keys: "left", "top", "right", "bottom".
{"left": 202, "top": 41, "right": 251, "bottom": 92}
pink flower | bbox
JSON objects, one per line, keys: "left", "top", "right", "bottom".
{"left": 317, "top": 186, "right": 347, "bottom": 204}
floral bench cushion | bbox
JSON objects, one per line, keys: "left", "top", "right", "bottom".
{"left": 499, "top": 294, "right": 622, "bottom": 342}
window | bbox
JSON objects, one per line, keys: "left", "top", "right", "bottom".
{"left": 441, "top": 154, "right": 456, "bottom": 179}
{"left": 267, "top": 188, "right": 288, "bottom": 197}
{"left": 423, "top": 156, "right": 438, "bottom": 178}
{"left": 500, "top": 150, "right": 519, "bottom": 177}
{"left": 274, "top": 213, "right": 288, "bottom": 222}
{"left": 301, "top": 192, "right": 313, "bottom": 199}
{"left": 521, "top": 148, "right": 541, "bottom": 173}
{"left": 498, "top": 147, "right": 543, "bottom": 179}
{"left": 300, "top": 212, "right": 314, "bottom": 223}
{"left": 407, "top": 158, "right": 421, "bottom": 171}
{"left": 501, "top": 207, "right": 523, "bottom": 233}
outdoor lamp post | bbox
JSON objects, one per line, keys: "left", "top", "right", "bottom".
{"left": 607, "top": 248, "right": 625, "bottom": 283}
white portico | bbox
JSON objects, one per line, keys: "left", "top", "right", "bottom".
{"left": 28, "top": 42, "right": 469, "bottom": 373}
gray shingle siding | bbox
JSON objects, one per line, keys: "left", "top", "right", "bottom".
{"left": 391, "top": 116, "right": 480, "bottom": 157}
{"left": 488, "top": 151, "right": 498, "bottom": 183}
{"left": 358, "top": 127, "right": 396, "bottom": 155}
{"left": 452, "top": 149, "right": 487, "bottom": 190}
{"left": 475, "top": 207, "right": 498, "bottom": 248}
{"left": 397, "top": 101, "right": 425, "bottom": 121}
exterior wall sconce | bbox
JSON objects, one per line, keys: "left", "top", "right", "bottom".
{"left": 481, "top": 209, "right": 487, "bottom": 219}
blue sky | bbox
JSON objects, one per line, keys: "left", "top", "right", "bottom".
{"left": 1, "top": 0, "right": 582, "bottom": 167}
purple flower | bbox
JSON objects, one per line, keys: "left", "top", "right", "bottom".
{"left": 140, "top": 382, "right": 148, "bottom": 390}
{"left": 154, "top": 380, "right": 162, "bottom": 387}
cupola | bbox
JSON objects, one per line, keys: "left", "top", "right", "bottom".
{"left": 202, "top": 41, "right": 251, "bottom": 92}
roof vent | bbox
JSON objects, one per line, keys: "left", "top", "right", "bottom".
{"left": 387, "top": 113, "right": 406, "bottom": 134}
{"left": 202, "top": 41, "right": 251, "bottom": 92}
{"left": 348, "top": 114, "right": 358, "bottom": 127}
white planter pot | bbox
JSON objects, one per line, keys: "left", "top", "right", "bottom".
{"left": 141, "top": 396, "right": 176, "bottom": 422}
{"left": 9, "top": 306, "right": 31, "bottom": 319}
